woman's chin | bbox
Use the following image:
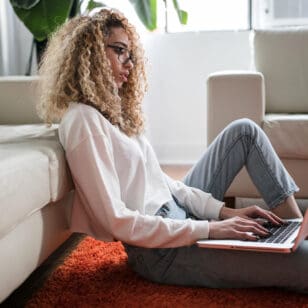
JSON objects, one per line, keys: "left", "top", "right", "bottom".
{"left": 116, "top": 81, "right": 124, "bottom": 89}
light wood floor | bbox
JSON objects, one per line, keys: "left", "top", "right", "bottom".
{"left": 161, "top": 164, "right": 192, "bottom": 180}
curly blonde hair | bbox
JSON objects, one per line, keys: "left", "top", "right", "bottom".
{"left": 37, "top": 9, "right": 147, "bottom": 136}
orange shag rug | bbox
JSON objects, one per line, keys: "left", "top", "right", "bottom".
{"left": 26, "top": 237, "right": 308, "bottom": 307}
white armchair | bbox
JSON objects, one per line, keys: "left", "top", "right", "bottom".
{"left": 207, "top": 28, "right": 308, "bottom": 200}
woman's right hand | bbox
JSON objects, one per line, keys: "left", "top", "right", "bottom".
{"left": 208, "top": 216, "right": 271, "bottom": 241}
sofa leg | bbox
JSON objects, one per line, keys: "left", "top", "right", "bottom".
{"left": 223, "top": 197, "right": 236, "bottom": 209}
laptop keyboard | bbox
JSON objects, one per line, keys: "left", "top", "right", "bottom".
{"left": 258, "top": 221, "right": 301, "bottom": 244}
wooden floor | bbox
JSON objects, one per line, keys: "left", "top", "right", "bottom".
{"left": 161, "top": 164, "right": 192, "bottom": 180}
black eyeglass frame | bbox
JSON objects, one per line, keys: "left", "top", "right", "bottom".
{"left": 107, "top": 44, "right": 135, "bottom": 65}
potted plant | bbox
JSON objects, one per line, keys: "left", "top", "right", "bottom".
{"left": 10, "top": 0, "right": 104, "bottom": 74}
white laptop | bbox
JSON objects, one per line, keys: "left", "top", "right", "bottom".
{"left": 197, "top": 210, "right": 308, "bottom": 253}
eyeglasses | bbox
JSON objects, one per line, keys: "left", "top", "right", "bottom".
{"left": 107, "top": 44, "right": 135, "bottom": 65}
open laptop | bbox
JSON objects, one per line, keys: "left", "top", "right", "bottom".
{"left": 197, "top": 210, "right": 308, "bottom": 253}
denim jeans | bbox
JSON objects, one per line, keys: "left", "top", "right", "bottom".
{"left": 124, "top": 119, "right": 308, "bottom": 292}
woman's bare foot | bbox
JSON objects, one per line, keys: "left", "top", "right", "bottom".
{"left": 271, "top": 195, "right": 303, "bottom": 219}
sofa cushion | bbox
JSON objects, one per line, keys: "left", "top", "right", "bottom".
{"left": 0, "top": 144, "right": 50, "bottom": 239}
{"left": 0, "top": 123, "right": 58, "bottom": 143}
{"left": 253, "top": 28, "right": 308, "bottom": 113}
{"left": 0, "top": 126, "right": 73, "bottom": 239}
{"left": 262, "top": 114, "right": 308, "bottom": 159}
{"left": 0, "top": 76, "right": 42, "bottom": 124}
{"left": 0, "top": 124, "right": 73, "bottom": 201}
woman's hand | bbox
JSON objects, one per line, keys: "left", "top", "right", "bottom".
{"left": 219, "top": 205, "right": 283, "bottom": 225}
{"left": 208, "top": 205, "right": 284, "bottom": 240}
{"left": 209, "top": 216, "right": 270, "bottom": 240}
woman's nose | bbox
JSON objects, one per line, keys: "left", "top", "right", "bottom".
{"left": 124, "top": 59, "right": 134, "bottom": 70}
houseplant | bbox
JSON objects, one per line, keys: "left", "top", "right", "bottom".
{"left": 9, "top": 0, "right": 187, "bottom": 74}
{"left": 10, "top": 0, "right": 104, "bottom": 74}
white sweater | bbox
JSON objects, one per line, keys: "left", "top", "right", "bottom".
{"left": 58, "top": 103, "right": 224, "bottom": 248}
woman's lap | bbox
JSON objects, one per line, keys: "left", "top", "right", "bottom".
{"left": 125, "top": 119, "right": 306, "bottom": 292}
{"left": 126, "top": 197, "right": 308, "bottom": 293}
{"left": 125, "top": 241, "right": 308, "bottom": 292}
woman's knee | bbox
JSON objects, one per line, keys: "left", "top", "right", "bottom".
{"left": 226, "top": 118, "right": 260, "bottom": 138}
{"left": 231, "top": 118, "right": 257, "bottom": 129}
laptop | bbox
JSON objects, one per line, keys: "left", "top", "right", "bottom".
{"left": 197, "top": 210, "right": 308, "bottom": 253}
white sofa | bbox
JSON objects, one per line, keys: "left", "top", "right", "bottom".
{"left": 0, "top": 76, "right": 74, "bottom": 302}
{"left": 207, "top": 28, "right": 308, "bottom": 201}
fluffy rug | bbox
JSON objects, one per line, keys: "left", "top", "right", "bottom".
{"left": 26, "top": 237, "right": 308, "bottom": 307}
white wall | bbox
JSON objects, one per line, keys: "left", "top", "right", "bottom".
{"left": 142, "top": 30, "right": 251, "bottom": 164}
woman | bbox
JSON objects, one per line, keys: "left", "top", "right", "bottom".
{"left": 38, "top": 9, "right": 307, "bottom": 292}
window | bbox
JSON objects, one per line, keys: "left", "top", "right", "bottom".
{"left": 166, "top": 0, "right": 308, "bottom": 33}
{"left": 88, "top": 0, "right": 308, "bottom": 33}
{"left": 166, "top": 0, "right": 250, "bottom": 32}
{"left": 253, "top": 0, "right": 308, "bottom": 28}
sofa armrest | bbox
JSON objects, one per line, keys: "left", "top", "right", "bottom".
{"left": 207, "top": 71, "right": 265, "bottom": 144}
{"left": 0, "top": 76, "right": 41, "bottom": 124}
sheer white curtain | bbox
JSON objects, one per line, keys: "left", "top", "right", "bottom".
{"left": 0, "top": 0, "right": 35, "bottom": 76}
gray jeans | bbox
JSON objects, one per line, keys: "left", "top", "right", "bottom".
{"left": 125, "top": 119, "right": 308, "bottom": 293}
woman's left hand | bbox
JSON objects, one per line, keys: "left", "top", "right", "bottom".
{"left": 219, "top": 205, "right": 284, "bottom": 226}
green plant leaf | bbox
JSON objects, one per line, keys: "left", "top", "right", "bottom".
{"left": 129, "top": 0, "right": 157, "bottom": 31}
{"left": 10, "top": 0, "right": 75, "bottom": 41}
{"left": 10, "top": 0, "right": 40, "bottom": 10}
{"left": 172, "top": 0, "right": 187, "bottom": 24}
{"left": 87, "top": 0, "right": 105, "bottom": 11}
